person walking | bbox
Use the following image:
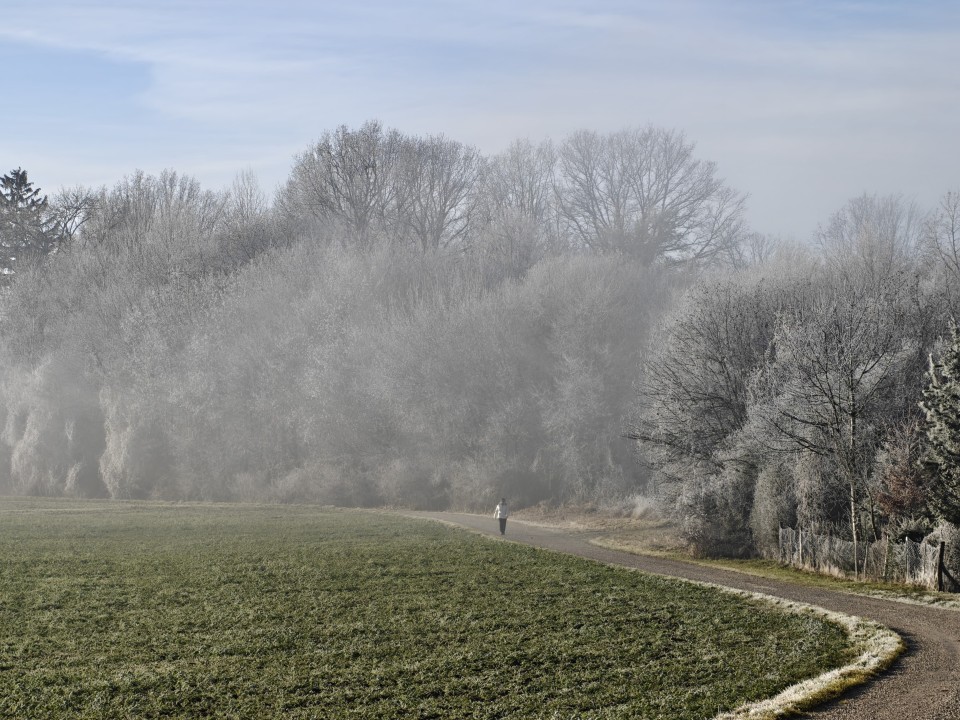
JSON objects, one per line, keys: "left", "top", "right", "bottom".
{"left": 494, "top": 498, "right": 509, "bottom": 535}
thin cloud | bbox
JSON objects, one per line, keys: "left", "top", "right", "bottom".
{"left": 1, "top": 0, "right": 958, "bottom": 239}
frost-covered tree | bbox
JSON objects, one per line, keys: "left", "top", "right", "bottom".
{"left": 920, "top": 323, "right": 960, "bottom": 525}
{"left": 628, "top": 270, "right": 786, "bottom": 480}
{"left": 749, "top": 268, "right": 918, "bottom": 573}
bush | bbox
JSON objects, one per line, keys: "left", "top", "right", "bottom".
{"left": 674, "top": 464, "right": 755, "bottom": 558}
{"left": 750, "top": 462, "right": 797, "bottom": 556}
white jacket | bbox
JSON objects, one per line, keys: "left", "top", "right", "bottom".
{"left": 494, "top": 503, "right": 509, "bottom": 519}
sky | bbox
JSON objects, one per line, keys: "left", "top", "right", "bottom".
{"left": 2, "top": 0, "right": 958, "bottom": 241}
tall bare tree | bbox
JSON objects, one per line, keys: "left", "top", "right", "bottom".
{"left": 923, "top": 191, "right": 960, "bottom": 311}
{"left": 816, "top": 193, "right": 923, "bottom": 280}
{"left": 398, "top": 134, "right": 483, "bottom": 253}
{"left": 280, "top": 121, "right": 407, "bottom": 248}
{"left": 479, "top": 139, "right": 560, "bottom": 277}
{"left": 556, "top": 127, "right": 747, "bottom": 266}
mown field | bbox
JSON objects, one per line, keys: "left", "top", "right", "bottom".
{"left": 0, "top": 499, "right": 854, "bottom": 718}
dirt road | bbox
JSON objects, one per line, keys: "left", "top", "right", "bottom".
{"left": 405, "top": 512, "right": 960, "bottom": 720}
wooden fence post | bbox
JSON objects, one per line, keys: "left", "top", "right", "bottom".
{"left": 882, "top": 534, "right": 890, "bottom": 581}
{"left": 938, "top": 541, "right": 946, "bottom": 592}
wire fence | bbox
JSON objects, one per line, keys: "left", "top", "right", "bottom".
{"left": 778, "top": 527, "right": 942, "bottom": 588}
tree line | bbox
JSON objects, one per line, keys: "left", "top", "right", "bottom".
{"left": 631, "top": 192, "right": 960, "bottom": 561}
{"left": 2, "top": 121, "right": 960, "bottom": 565}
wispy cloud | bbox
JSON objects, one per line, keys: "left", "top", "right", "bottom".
{"left": 2, "top": 0, "right": 958, "bottom": 237}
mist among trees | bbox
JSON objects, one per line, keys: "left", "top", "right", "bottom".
{"left": 3, "top": 121, "right": 960, "bottom": 560}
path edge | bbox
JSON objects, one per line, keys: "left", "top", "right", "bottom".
{"left": 704, "top": 584, "right": 903, "bottom": 719}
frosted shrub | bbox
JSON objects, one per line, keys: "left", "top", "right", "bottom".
{"left": 750, "top": 463, "right": 797, "bottom": 557}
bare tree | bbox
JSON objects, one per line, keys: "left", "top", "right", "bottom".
{"left": 816, "top": 193, "right": 924, "bottom": 280}
{"left": 556, "top": 127, "right": 747, "bottom": 266}
{"left": 218, "top": 170, "right": 277, "bottom": 263}
{"left": 279, "top": 121, "right": 407, "bottom": 249}
{"left": 923, "top": 191, "right": 960, "bottom": 299}
{"left": 728, "top": 231, "right": 781, "bottom": 270}
{"left": 49, "top": 186, "right": 100, "bottom": 245}
{"left": 398, "top": 134, "right": 483, "bottom": 253}
{"left": 477, "top": 139, "right": 560, "bottom": 277}
{"left": 485, "top": 139, "right": 557, "bottom": 225}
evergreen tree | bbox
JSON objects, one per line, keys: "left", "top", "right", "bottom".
{"left": 920, "top": 322, "right": 960, "bottom": 524}
{"left": 0, "top": 167, "right": 60, "bottom": 283}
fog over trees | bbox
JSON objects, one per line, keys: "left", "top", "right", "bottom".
{"left": 2, "top": 122, "right": 960, "bottom": 559}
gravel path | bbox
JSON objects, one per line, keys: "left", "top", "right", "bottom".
{"left": 403, "top": 511, "right": 960, "bottom": 720}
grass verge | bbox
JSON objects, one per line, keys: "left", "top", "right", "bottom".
{"left": 512, "top": 506, "right": 960, "bottom": 610}
{"left": 589, "top": 534, "right": 960, "bottom": 612}
{"left": 0, "top": 497, "right": 861, "bottom": 719}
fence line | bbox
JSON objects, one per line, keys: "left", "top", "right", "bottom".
{"left": 777, "top": 527, "right": 942, "bottom": 589}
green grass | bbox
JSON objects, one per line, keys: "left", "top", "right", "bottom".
{"left": 0, "top": 498, "right": 856, "bottom": 719}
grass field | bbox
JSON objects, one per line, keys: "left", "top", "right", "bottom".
{"left": 0, "top": 499, "right": 855, "bottom": 718}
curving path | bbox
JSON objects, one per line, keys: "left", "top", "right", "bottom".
{"left": 402, "top": 512, "right": 960, "bottom": 720}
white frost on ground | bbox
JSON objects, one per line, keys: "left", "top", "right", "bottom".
{"left": 703, "top": 583, "right": 903, "bottom": 720}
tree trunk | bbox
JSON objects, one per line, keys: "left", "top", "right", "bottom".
{"left": 851, "top": 481, "right": 859, "bottom": 579}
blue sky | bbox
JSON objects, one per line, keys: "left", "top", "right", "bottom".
{"left": 2, "top": 0, "right": 958, "bottom": 240}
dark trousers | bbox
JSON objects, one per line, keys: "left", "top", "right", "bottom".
{"left": 498, "top": 518, "right": 507, "bottom": 535}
